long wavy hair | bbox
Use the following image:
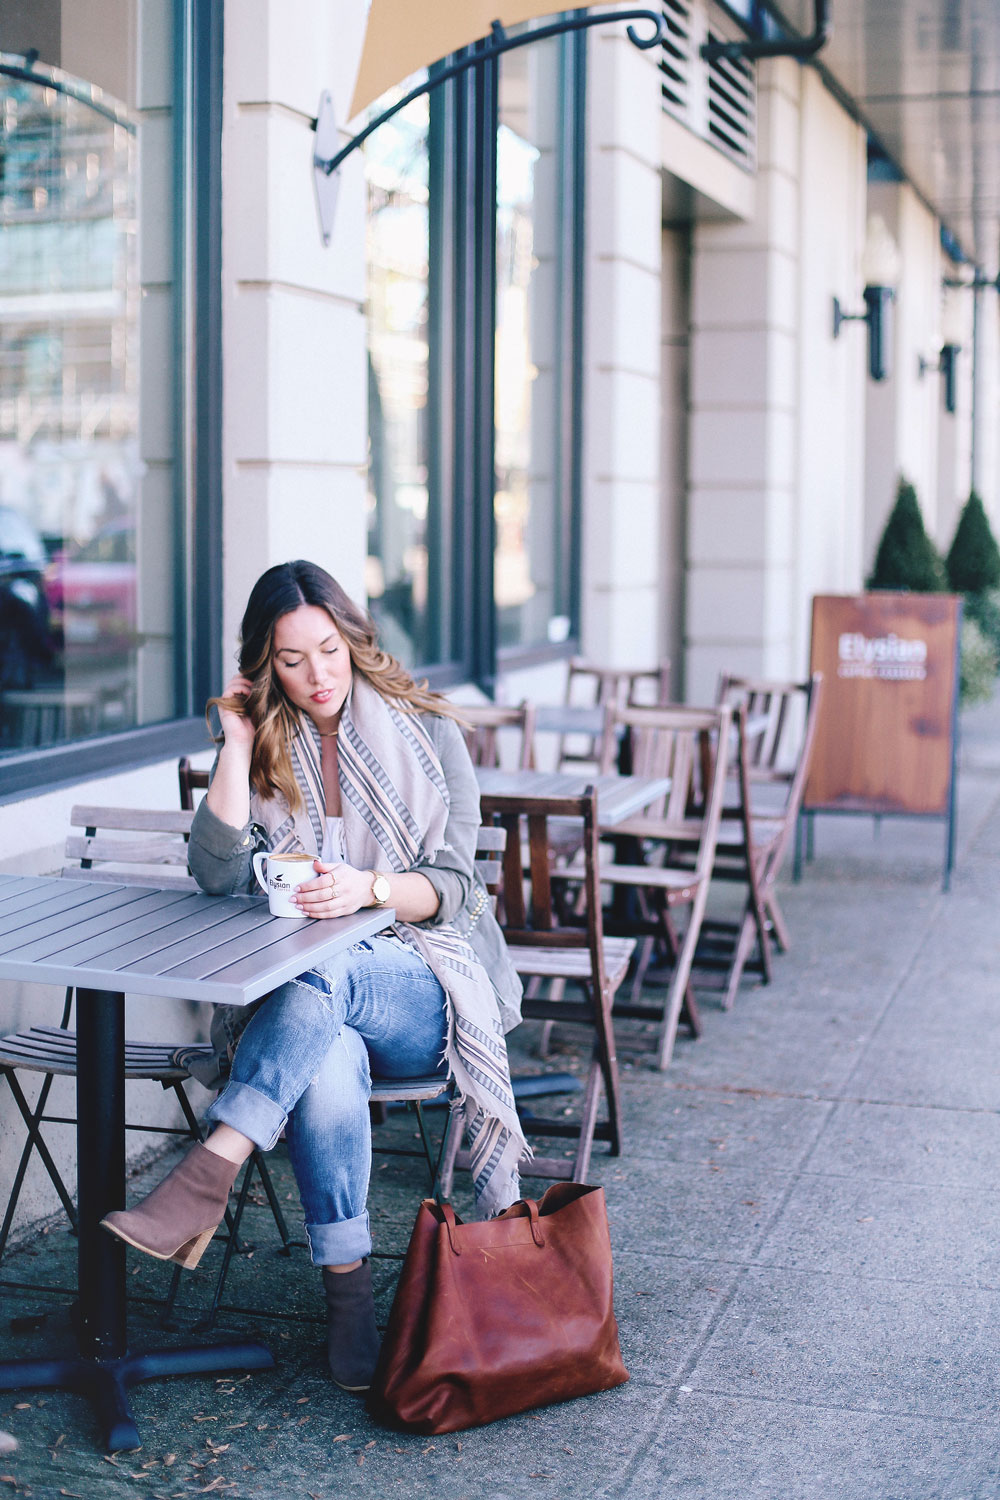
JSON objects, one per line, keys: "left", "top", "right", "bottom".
{"left": 208, "top": 560, "right": 463, "bottom": 811}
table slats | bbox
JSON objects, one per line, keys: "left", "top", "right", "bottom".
{"left": 0, "top": 876, "right": 393, "bottom": 1006}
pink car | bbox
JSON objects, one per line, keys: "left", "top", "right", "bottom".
{"left": 46, "top": 521, "right": 137, "bottom": 654}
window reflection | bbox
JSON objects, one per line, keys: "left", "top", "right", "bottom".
{"left": 495, "top": 36, "right": 572, "bottom": 653}
{"left": 365, "top": 95, "right": 434, "bottom": 669}
{"left": 0, "top": 5, "right": 179, "bottom": 752}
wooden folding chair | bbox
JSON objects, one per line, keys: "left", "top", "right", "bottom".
{"left": 456, "top": 701, "right": 536, "bottom": 770}
{"left": 596, "top": 704, "right": 732, "bottom": 1069}
{"left": 441, "top": 789, "right": 633, "bottom": 1186}
{"left": 555, "top": 657, "right": 671, "bottom": 772}
{"left": 714, "top": 673, "right": 824, "bottom": 956}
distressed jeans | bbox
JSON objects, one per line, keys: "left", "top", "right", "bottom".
{"left": 205, "top": 935, "right": 448, "bottom": 1265}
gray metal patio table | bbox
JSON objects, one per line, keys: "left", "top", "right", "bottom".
{"left": 474, "top": 767, "right": 670, "bottom": 824}
{"left": 0, "top": 872, "right": 392, "bottom": 1452}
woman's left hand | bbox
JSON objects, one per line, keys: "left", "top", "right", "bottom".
{"left": 292, "top": 861, "right": 374, "bottom": 920}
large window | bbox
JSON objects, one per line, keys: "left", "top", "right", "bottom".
{"left": 364, "top": 27, "right": 585, "bottom": 684}
{"left": 0, "top": 0, "right": 220, "bottom": 791}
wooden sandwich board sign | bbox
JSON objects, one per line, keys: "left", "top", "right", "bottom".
{"left": 803, "top": 592, "right": 962, "bottom": 889}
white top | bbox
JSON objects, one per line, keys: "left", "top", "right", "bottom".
{"left": 321, "top": 815, "right": 348, "bottom": 866}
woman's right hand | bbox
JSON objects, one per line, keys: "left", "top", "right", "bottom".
{"left": 216, "top": 674, "right": 257, "bottom": 751}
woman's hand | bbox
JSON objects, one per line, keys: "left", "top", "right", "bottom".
{"left": 215, "top": 674, "right": 257, "bottom": 751}
{"left": 293, "top": 861, "right": 374, "bottom": 920}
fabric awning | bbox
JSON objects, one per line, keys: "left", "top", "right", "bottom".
{"left": 349, "top": 0, "right": 592, "bottom": 119}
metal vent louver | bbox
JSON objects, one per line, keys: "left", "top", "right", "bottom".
{"left": 659, "top": 0, "right": 695, "bottom": 115}
{"left": 660, "top": 0, "right": 756, "bottom": 172}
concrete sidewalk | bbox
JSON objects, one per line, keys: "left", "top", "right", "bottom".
{"left": 2, "top": 696, "right": 1000, "bottom": 1499}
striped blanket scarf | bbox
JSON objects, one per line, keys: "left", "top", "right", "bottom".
{"left": 253, "top": 676, "right": 526, "bottom": 1218}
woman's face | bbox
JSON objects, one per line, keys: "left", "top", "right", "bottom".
{"left": 271, "top": 604, "right": 353, "bottom": 727}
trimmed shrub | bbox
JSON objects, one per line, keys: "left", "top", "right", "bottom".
{"left": 867, "top": 476, "right": 946, "bottom": 593}
{"left": 964, "top": 587, "right": 1000, "bottom": 662}
{"left": 945, "top": 490, "right": 1000, "bottom": 594}
{"left": 869, "top": 474, "right": 947, "bottom": 591}
{"left": 960, "top": 617, "right": 998, "bottom": 706}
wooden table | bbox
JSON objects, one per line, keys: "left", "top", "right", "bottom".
{"left": 0, "top": 873, "right": 392, "bottom": 1452}
{"left": 475, "top": 767, "right": 670, "bottom": 825}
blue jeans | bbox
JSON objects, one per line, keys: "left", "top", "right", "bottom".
{"left": 205, "top": 936, "right": 448, "bottom": 1266}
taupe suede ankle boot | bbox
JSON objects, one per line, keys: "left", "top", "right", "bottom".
{"left": 322, "top": 1260, "right": 380, "bottom": 1392}
{"left": 101, "top": 1143, "right": 239, "bottom": 1269}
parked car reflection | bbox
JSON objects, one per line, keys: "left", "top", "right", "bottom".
{"left": 46, "top": 520, "right": 137, "bottom": 654}
{"left": 0, "top": 506, "right": 55, "bottom": 690}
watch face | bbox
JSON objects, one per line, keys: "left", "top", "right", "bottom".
{"left": 372, "top": 874, "right": 391, "bottom": 903}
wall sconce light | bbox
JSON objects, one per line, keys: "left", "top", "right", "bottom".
{"left": 917, "top": 290, "right": 964, "bottom": 414}
{"left": 832, "top": 216, "right": 901, "bottom": 382}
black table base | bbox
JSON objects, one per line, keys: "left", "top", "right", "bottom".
{"left": 0, "top": 987, "right": 275, "bottom": 1451}
{"left": 0, "top": 1341, "right": 274, "bottom": 1452}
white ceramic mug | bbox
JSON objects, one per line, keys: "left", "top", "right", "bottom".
{"left": 252, "top": 851, "right": 316, "bottom": 918}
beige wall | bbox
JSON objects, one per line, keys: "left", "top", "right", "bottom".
{"left": 579, "top": 27, "right": 663, "bottom": 667}
{"left": 686, "top": 59, "right": 804, "bottom": 701}
{"left": 221, "top": 0, "right": 371, "bottom": 656}
{"left": 793, "top": 67, "right": 867, "bottom": 670}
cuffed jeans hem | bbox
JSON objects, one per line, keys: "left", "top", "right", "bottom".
{"left": 205, "top": 1080, "right": 288, "bottom": 1151}
{"left": 305, "top": 1211, "right": 372, "bottom": 1267}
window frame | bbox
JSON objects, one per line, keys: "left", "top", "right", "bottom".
{"left": 365, "top": 26, "right": 586, "bottom": 694}
{"left": 0, "top": 0, "right": 223, "bottom": 803}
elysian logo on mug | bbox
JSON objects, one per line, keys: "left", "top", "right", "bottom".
{"left": 252, "top": 851, "right": 315, "bottom": 918}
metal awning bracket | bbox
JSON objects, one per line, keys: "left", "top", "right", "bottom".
{"left": 312, "top": 91, "right": 341, "bottom": 248}
{"left": 310, "top": 8, "right": 665, "bottom": 244}
{"left": 701, "top": 0, "right": 830, "bottom": 64}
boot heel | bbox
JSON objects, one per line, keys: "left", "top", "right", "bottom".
{"left": 170, "top": 1227, "right": 217, "bottom": 1270}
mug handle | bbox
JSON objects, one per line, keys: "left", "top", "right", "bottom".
{"left": 252, "top": 851, "right": 269, "bottom": 895}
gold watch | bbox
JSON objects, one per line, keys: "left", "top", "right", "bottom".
{"left": 369, "top": 872, "right": 391, "bottom": 907}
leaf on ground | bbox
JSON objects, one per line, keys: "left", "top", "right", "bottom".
{"left": 333, "top": 1434, "right": 351, "bottom": 1442}
{"left": 163, "top": 1454, "right": 176, "bottom": 1466}
{"left": 296, "top": 1397, "right": 309, "bottom": 1405}
{"left": 365, "top": 1441, "right": 376, "bottom": 1450}
{"left": 193, "top": 1415, "right": 219, "bottom": 1422}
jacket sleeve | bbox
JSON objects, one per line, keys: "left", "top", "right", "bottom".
{"left": 413, "top": 715, "right": 480, "bottom": 927}
{"left": 188, "top": 797, "right": 260, "bottom": 895}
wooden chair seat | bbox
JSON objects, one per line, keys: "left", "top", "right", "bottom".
{"left": 510, "top": 936, "right": 635, "bottom": 990}
{"left": 713, "top": 817, "right": 784, "bottom": 852}
{"left": 368, "top": 1075, "right": 449, "bottom": 1105}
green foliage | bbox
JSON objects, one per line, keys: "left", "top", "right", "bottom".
{"left": 960, "top": 617, "right": 999, "bottom": 706}
{"left": 945, "top": 491, "right": 1000, "bottom": 594}
{"left": 964, "top": 587, "right": 1000, "bottom": 662}
{"left": 867, "top": 476, "right": 946, "bottom": 593}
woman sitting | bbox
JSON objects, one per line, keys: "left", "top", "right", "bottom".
{"left": 102, "top": 560, "right": 525, "bottom": 1391}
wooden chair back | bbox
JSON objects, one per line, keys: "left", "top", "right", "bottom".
{"left": 716, "top": 673, "right": 821, "bottom": 786}
{"left": 598, "top": 703, "right": 733, "bottom": 874}
{"left": 457, "top": 702, "right": 536, "bottom": 770}
{"left": 65, "top": 806, "right": 198, "bottom": 889}
{"left": 557, "top": 657, "right": 671, "bottom": 771}
{"left": 717, "top": 672, "right": 823, "bottom": 863}
{"left": 480, "top": 788, "right": 609, "bottom": 992}
{"left": 178, "top": 756, "right": 211, "bottom": 810}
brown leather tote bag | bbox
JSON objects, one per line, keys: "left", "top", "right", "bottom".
{"left": 369, "top": 1182, "right": 628, "bottom": 1434}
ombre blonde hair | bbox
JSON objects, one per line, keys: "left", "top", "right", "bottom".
{"left": 208, "top": 560, "right": 464, "bottom": 812}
